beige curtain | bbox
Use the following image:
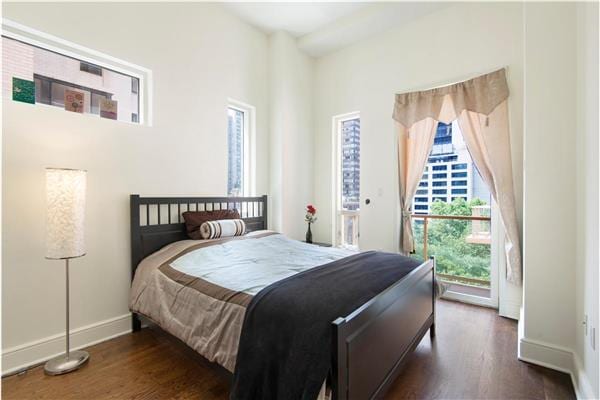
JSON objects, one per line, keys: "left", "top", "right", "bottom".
{"left": 457, "top": 102, "right": 522, "bottom": 283}
{"left": 397, "top": 118, "right": 438, "bottom": 254}
{"left": 393, "top": 68, "right": 522, "bottom": 284}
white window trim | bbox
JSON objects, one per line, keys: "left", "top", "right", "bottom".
{"left": 228, "top": 99, "right": 255, "bottom": 197}
{"left": 331, "top": 111, "right": 360, "bottom": 249}
{"left": 2, "top": 18, "right": 153, "bottom": 126}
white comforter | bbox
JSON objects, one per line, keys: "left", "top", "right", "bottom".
{"left": 170, "top": 233, "right": 354, "bottom": 296}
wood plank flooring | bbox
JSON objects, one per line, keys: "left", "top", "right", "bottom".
{"left": 3, "top": 300, "right": 575, "bottom": 399}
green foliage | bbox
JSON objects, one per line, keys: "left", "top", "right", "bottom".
{"left": 412, "top": 198, "right": 491, "bottom": 285}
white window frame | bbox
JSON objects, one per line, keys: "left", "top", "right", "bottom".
{"left": 2, "top": 18, "right": 153, "bottom": 125}
{"left": 331, "top": 111, "right": 360, "bottom": 249}
{"left": 227, "top": 99, "right": 255, "bottom": 197}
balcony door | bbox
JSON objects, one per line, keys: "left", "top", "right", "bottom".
{"left": 411, "top": 121, "right": 499, "bottom": 308}
{"left": 333, "top": 112, "right": 360, "bottom": 249}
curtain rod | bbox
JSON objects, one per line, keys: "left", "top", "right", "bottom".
{"left": 398, "top": 66, "right": 508, "bottom": 94}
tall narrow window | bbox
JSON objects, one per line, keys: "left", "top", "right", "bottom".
{"left": 333, "top": 113, "right": 360, "bottom": 248}
{"left": 227, "top": 100, "right": 255, "bottom": 197}
{"left": 227, "top": 107, "right": 244, "bottom": 196}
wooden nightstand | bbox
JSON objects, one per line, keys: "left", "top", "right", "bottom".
{"left": 302, "top": 241, "right": 332, "bottom": 247}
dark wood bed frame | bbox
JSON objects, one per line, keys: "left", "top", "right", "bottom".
{"left": 130, "top": 194, "right": 436, "bottom": 400}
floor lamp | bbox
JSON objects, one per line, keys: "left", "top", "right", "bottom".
{"left": 44, "top": 168, "right": 89, "bottom": 375}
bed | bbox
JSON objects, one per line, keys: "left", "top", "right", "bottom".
{"left": 129, "top": 194, "right": 436, "bottom": 400}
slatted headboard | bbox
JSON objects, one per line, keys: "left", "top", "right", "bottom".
{"left": 130, "top": 194, "right": 268, "bottom": 278}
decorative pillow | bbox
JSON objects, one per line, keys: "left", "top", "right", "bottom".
{"left": 200, "top": 219, "right": 246, "bottom": 239}
{"left": 182, "top": 209, "right": 240, "bottom": 240}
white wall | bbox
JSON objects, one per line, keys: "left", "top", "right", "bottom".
{"left": 312, "top": 2, "right": 524, "bottom": 253}
{"left": 574, "top": 2, "right": 599, "bottom": 397}
{"left": 520, "top": 3, "right": 598, "bottom": 398}
{"left": 268, "top": 31, "right": 314, "bottom": 240}
{"left": 521, "top": 1, "right": 577, "bottom": 353}
{"left": 2, "top": 2, "right": 270, "bottom": 373}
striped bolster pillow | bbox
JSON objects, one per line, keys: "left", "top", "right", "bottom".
{"left": 200, "top": 219, "right": 246, "bottom": 239}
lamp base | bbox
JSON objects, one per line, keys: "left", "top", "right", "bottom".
{"left": 44, "top": 350, "right": 89, "bottom": 375}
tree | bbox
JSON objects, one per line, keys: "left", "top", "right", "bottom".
{"left": 412, "top": 197, "right": 491, "bottom": 285}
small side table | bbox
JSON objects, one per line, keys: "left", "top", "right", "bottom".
{"left": 302, "top": 241, "right": 332, "bottom": 247}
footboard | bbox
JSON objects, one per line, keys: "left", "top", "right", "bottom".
{"left": 331, "top": 257, "right": 435, "bottom": 400}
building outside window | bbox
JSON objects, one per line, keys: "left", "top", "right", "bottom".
{"left": 334, "top": 113, "right": 360, "bottom": 248}
{"left": 227, "top": 107, "right": 244, "bottom": 196}
{"left": 412, "top": 121, "right": 489, "bottom": 214}
{"left": 2, "top": 36, "right": 140, "bottom": 123}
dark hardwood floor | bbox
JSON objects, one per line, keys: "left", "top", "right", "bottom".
{"left": 3, "top": 300, "right": 575, "bottom": 400}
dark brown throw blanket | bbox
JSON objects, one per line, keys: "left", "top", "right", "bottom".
{"left": 230, "top": 251, "right": 421, "bottom": 400}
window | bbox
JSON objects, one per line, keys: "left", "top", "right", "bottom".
{"left": 432, "top": 165, "right": 447, "bottom": 171}
{"left": 452, "top": 180, "right": 468, "bottom": 186}
{"left": 432, "top": 189, "right": 447, "bottom": 195}
{"left": 2, "top": 21, "right": 150, "bottom": 124}
{"left": 451, "top": 189, "right": 467, "bottom": 194}
{"left": 34, "top": 74, "right": 112, "bottom": 115}
{"left": 429, "top": 155, "right": 458, "bottom": 163}
{"left": 432, "top": 173, "right": 447, "bottom": 179}
{"left": 419, "top": 181, "right": 428, "bottom": 187}
{"left": 452, "top": 163, "right": 468, "bottom": 170}
{"left": 228, "top": 107, "right": 244, "bottom": 196}
{"left": 433, "top": 197, "right": 447, "bottom": 203}
{"left": 334, "top": 112, "right": 360, "bottom": 249}
{"left": 432, "top": 181, "right": 446, "bottom": 187}
{"left": 431, "top": 122, "right": 453, "bottom": 155}
{"left": 414, "top": 197, "right": 428, "bottom": 203}
{"left": 80, "top": 61, "right": 102, "bottom": 76}
{"left": 434, "top": 123, "right": 452, "bottom": 145}
{"left": 416, "top": 189, "right": 428, "bottom": 195}
{"left": 227, "top": 100, "right": 255, "bottom": 197}
{"left": 414, "top": 205, "right": 428, "bottom": 210}
{"left": 452, "top": 172, "right": 467, "bottom": 178}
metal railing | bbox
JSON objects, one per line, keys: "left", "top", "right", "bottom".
{"left": 411, "top": 213, "right": 491, "bottom": 287}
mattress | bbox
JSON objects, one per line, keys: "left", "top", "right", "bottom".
{"left": 129, "top": 231, "right": 354, "bottom": 373}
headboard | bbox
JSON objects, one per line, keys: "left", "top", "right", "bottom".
{"left": 130, "top": 194, "right": 268, "bottom": 279}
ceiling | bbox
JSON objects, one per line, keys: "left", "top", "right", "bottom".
{"left": 222, "top": 3, "right": 369, "bottom": 38}
{"left": 222, "top": 2, "right": 448, "bottom": 57}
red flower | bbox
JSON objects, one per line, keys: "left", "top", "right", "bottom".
{"left": 306, "top": 204, "right": 316, "bottom": 215}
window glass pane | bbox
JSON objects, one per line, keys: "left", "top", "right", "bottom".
{"left": 342, "top": 214, "right": 359, "bottom": 247}
{"left": 2, "top": 36, "right": 140, "bottom": 123}
{"left": 340, "top": 118, "right": 360, "bottom": 211}
{"left": 228, "top": 107, "right": 244, "bottom": 196}
{"left": 91, "top": 93, "right": 105, "bottom": 115}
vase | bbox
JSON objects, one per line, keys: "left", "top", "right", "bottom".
{"left": 306, "top": 223, "right": 313, "bottom": 243}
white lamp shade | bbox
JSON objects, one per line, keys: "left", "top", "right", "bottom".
{"left": 46, "top": 168, "right": 87, "bottom": 259}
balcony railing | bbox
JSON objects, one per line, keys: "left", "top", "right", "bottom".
{"left": 411, "top": 213, "right": 492, "bottom": 290}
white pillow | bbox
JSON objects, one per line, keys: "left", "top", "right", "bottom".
{"left": 200, "top": 219, "right": 246, "bottom": 239}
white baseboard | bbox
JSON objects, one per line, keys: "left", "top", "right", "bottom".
{"left": 518, "top": 327, "right": 597, "bottom": 399}
{"left": 2, "top": 313, "right": 132, "bottom": 376}
{"left": 572, "top": 354, "right": 596, "bottom": 400}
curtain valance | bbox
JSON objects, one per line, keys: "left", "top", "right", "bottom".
{"left": 392, "top": 68, "right": 509, "bottom": 127}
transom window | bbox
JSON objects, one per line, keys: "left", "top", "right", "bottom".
{"left": 2, "top": 35, "right": 141, "bottom": 123}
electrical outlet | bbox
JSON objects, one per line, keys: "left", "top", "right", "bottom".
{"left": 591, "top": 327, "right": 596, "bottom": 351}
